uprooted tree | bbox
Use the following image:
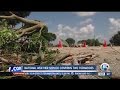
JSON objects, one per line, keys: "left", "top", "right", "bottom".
{"left": 0, "top": 12, "right": 56, "bottom": 64}
{"left": 0, "top": 12, "right": 80, "bottom": 79}
{"left": 0, "top": 12, "right": 71, "bottom": 79}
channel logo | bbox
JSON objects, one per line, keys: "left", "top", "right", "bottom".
{"left": 100, "top": 63, "right": 110, "bottom": 72}
{"left": 9, "top": 66, "right": 22, "bottom": 72}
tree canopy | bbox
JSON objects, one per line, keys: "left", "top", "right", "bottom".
{"left": 110, "top": 31, "right": 120, "bottom": 46}
{"left": 65, "top": 38, "right": 75, "bottom": 46}
{"left": 77, "top": 39, "right": 101, "bottom": 46}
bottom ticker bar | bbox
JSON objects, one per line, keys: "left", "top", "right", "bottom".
{"left": 25, "top": 72, "right": 97, "bottom": 75}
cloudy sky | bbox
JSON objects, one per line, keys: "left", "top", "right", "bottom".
{"left": 27, "top": 12, "right": 120, "bottom": 44}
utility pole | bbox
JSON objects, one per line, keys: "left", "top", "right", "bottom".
{"left": 93, "top": 30, "right": 95, "bottom": 46}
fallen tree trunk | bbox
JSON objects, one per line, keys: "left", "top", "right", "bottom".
{"left": 53, "top": 54, "right": 73, "bottom": 65}
{"left": 78, "top": 54, "right": 98, "bottom": 64}
{"left": 63, "top": 57, "right": 73, "bottom": 63}
{"left": 74, "top": 53, "right": 94, "bottom": 59}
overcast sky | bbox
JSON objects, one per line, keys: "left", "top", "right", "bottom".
{"left": 26, "top": 12, "right": 120, "bottom": 44}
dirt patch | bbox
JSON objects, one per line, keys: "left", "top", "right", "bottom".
{"left": 52, "top": 47, "right": 120, "bottom": 79}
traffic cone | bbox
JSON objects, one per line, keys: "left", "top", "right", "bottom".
{"left": 58, "top": 40, "right": 63, "bottom": 48}
{"left": 83, "top": 40, "right": 86, "bottom": 47}
{"left": 103, "top": 39, "right": 107, "bottom": 47}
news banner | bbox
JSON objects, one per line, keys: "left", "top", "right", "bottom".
{"left": 8, "top": 64, "right": 112, "bottom": 76}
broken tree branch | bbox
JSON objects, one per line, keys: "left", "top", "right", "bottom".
{"left": 0, "top": 15, "right": 14, "bottom": 19}
{"left": 17, "top": 25, "right": 41, "bottom": 37}
{"left": 63, "top": 57, "right": 73, "bottom": 62}
{"left": 74, "top": 53, "right": 94, "bottom": 59}
{"left": 0, "top": 12, "right": 44, "bottom": 25}
{"left": 0, "top": 11, "right": 46, "bottom": 38}
{"left": 0, "top": 57, "right": 15, "bottom": 65}
{"left": 54, "top": 54, "right": 73, "bottom": 65}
